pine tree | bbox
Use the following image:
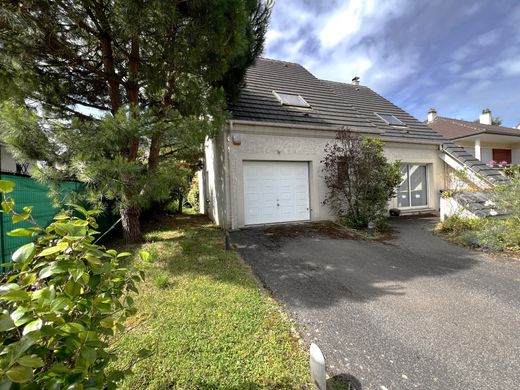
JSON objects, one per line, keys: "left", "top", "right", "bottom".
{"left": 0, "top": 0, "right": 271, "bottom": 242}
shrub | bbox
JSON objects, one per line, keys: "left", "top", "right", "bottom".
{"left": 0, "top": 180, "right": 147, "bottom": 388}
{"left": 436, "top": 215, "right": 480, "bottom": 235}
{"left": 187, "top": 175, "right": 200, "bottom": 213}
{"left": 322, "top": 130, "right": 401, "bottom": 229}
{"left": 154, "top": 275, "right": 170, "bottom": 289}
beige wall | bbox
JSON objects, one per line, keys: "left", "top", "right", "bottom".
{"left": 458, "top": 140, "right": 520, "bottom": 164}
{"left": 202, "top": 122, "right": 446, "bottom": 229}
{"left": 1, "top": 145, "right": 18, "bottom": 173}
{"left": 203, "top": 133, "right": 227, "bottom": 227}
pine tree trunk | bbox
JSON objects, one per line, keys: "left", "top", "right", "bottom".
{"left": 120, "top": 204, "right": 142, "bottom": 243}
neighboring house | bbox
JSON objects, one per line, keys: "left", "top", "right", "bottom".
{"left": 200, "top": 58, "right": 451, "bottom": 230}
{"left": 427, "top": 108, "right": 520, "bottom": 166}
{"left": 0, "top": 143, "right": 29, "bottom": 175}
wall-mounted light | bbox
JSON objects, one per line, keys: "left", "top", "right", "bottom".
{"left": 232, "top": 135, "right": 241, "bottom": 145}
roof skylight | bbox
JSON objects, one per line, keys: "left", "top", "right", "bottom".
{"left": 375, "top": 112, "right": 405, "bottom": 126}
{"left": 273, "top": 91, "right": 310, "bottom": 108}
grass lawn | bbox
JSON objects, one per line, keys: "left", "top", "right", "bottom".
{"left": 111, "top": 214, "right": 310, "bottom": 389}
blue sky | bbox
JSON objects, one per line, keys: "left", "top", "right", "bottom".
{"left": 264, "top": 0, "right": 520, "bottom": 127}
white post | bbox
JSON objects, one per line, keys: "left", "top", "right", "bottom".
{"left": 475, "top": 138, "right": 481, "bottom": 161}
{"left": 310, "top": 343, "right": 326, "bottom": 390}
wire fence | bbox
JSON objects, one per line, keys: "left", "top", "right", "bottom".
{"left": 0, "top": 173, "right": 117, "bottom": 270}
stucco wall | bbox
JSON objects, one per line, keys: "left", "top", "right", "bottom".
{"left": 1, "top": 145, "right": 18, "bottom": 173}
{"left": 222, "top": 123, "right": 445, "bottom": 229}
{"left": 203, "top": 133, "right": 227, "bottom": 227}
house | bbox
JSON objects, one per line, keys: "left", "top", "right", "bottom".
{"left": 427, "top": 108, "right": 520, "bottom": 166}
{"left": 199, "top": 58, "right": 457, "bottom": 230}
{"left": 0, "top": 142, "right": 29, "bottom": 175}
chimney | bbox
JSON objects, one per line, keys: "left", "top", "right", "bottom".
{"left": 351, "top": 76, "right": 360, "bottom": 86}
{"left": 479, "top": 108, "right": 492, "bottom": 125}
{"left": 427, "top": 107, "right": 437, "bottom": 123}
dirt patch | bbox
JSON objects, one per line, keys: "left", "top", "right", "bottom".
{"left": 263, "top": 221, "right": 362, "bottom": 240}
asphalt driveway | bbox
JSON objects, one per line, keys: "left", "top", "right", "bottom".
{"left": 231, "top": 217, "right": 520, "bottom": 390}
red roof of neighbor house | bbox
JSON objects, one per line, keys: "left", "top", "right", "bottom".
{"left": 428, "top": 116, "right": 520, "bottom": 140}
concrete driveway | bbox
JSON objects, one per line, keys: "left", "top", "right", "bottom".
{"left": 231, "top": 218, "right": 520, "bottom": 390}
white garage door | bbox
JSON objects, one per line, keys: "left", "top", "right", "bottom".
{"left": 243, "top": 161, "right": 310, "bottom": 225}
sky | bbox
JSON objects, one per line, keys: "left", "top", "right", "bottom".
{"left": 264, "top": 0, "right": 520, "bottom": 127}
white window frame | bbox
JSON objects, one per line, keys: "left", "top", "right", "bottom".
{"left": 397, "top": 163, "right": 429, "bottom": 209}
{"left": 375, "top": 112, "right": 405, "bottom": 126}
{"left": 272, "top": 91, "right": 311, "bottom": 108}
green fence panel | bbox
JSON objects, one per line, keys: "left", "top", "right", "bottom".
{"left": 0, "top": 174, "right": 83, "bottom": 264}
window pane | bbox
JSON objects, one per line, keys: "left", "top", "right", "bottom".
{"left": 398, "top": 165, "right": 410, "bottom": 208}
{"left": 375, "top": 113, "right": 404, "bottom": 125}
{"left": 273, "top": 91, "right": 310, "bottom": 107}
{"left": 409, "top": 165, "right": 427, "bottom": 207}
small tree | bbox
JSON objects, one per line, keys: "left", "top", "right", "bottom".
{"left": 0, "top": 0, "right": 271, "bottom": 243}
{"left": 0, "top": 180, "right": 148, "bottom": 388}
{"left": 322, "top": 130, "right": 401, "bottom": 229}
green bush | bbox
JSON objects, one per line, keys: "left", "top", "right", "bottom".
{"left": 187, "top": 176, "right": 200, "bottom": 213}
{"left": 0, "top": 180, "right": 147, "bottom": 388}
{"left": 436, "top": 215, "right": 480, "bottom": 235}
{"left": 322, "top": 130, "right": 401, "bottom": 229}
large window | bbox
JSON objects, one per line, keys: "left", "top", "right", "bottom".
{"left": 398, "top": 164, "right": 428, "bottom": 208}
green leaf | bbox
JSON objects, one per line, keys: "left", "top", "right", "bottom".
{"left": 0, "top": 283, "right": 20, "bottom": 295}
{"left": 53, "top": 213, "right": 70, "bottom": 220}
{"left": 7, "top": 228, "right": 37, "bottom": 237}
{"left": 99, "top": 317, "right": 114, "bottom": 328}
{"left": 12, "top": 213, "right": 30, "bottom": 224}
{"left": 64, "top": 281, "right": 81, "bottom": 297}
{"left": 50, "top": 297, "right": 73, "bottom": 312}
{"left": 39, "top": 264, "right": 67, "bottom": 279}
{"left": 6, "top": 365, "right": 33, "bottom": 383}
{"left": 60, "top": 322, "right": 85, "bottom": 334}
{"left": 80, "top": 347, "right": 97, "bottom": 365}
{"left": 37, "top": 241, "right": 69, "bottom": 257}
{"left": 12, "top": 242, "right": 35, "bottom": 263}
{"left": 1, "top": 200, "right": 14, "bottom": 213}
{"left": 23, "top": 319, "right": 42, "bottom": 335}
{"left": 0, "top": 313, "right": 16, "bottom": 331}
{"left": 17, "top": 355, "right": 44, "bottom": 368}
{"left": 139, "top": 251, "right": 150, "bottom": 262}
{"left": 117, "top": 252, "right": 132, "bottom": 258}
{"left": 0, "top": 290, "right": 29, "bottom": 302}
{"left": 0, "top": 180, "right": 15, "bottom": 193}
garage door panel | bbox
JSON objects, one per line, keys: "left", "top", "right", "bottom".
{"left": 243, "top": 161, "right": 310, "bottom": 225}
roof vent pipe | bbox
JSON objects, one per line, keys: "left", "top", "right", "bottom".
{"left": 480, "top": 108, "right": 492, "bottom": 125}
{"left": 427, "top": 108, "right": 437, "bottom": 123}
{"left": 351, "top": 76, "right": 360, "bottom": 86}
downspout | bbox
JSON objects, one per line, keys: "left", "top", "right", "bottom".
{"left": 224, "top": 121, "right": 233, "bottom": 231}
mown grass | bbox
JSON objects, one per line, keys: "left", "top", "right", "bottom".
{"left": 111, "top": 215, "right": 310, "bottom": 389}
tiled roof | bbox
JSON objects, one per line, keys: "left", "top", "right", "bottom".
{"left": 228, "top": 58, "right": 445, "bottom": 143}
{"left": 442, "top": 142, "right": 509, "bottom": 185}
{"left": 429, "top": 117, "right": 520, "bottom": 140}
{"left": 452, "top": 191, "right": 506, "bottom": 218}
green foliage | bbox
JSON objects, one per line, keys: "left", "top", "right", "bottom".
{"left": 504, "top": 165, "right": 520, "bottom": 178}
{"left": 322, "top": 131, "right": 402, "bottom": 229}
{"left": 436, "top": 215, "right": 480, "bottom": 235}
{"left": 187, "top": 175, "right": 201, "bottom": 213}
{"left": 437, "top": 176, "right": 520, "bottom": 252}
{"left": 0, "top": 181, "right": 147, "bottom": 388}
{"left": 112, "top": 215, "right": 310, "bottom": 388}
{"left": 0, "top": 0, "right": 271, "bottom": 242}
{"left": 153, "top": 275, "right": 170, "bottom": 290}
